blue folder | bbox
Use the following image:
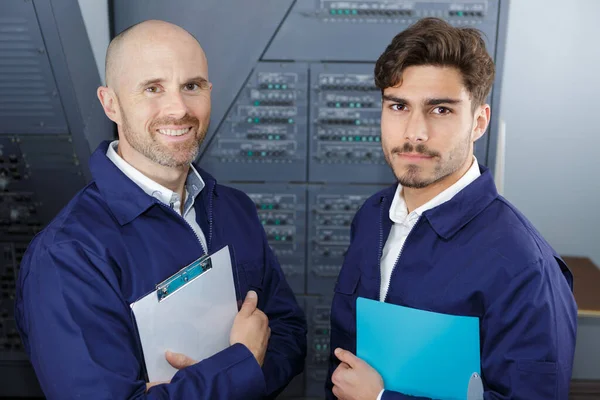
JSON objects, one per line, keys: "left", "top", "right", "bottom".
{"left": 356, "top": 297, "right": 482, "bottom": 400}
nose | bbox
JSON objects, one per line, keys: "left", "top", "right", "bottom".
{"left": 163, "top": 91, "right": 189, "bottom": 120}
{"left": 404, "top": 110, "right": 428, "bottom": 142}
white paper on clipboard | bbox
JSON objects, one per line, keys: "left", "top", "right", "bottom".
{"left": 130, "top": 245, "right": 238, "bottom": 382}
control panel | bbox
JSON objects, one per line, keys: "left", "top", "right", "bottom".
{"left": 309, "top": 63, "right": 394, "bottom": 184}
{"left": 305, "top": 295, "right": 333, "bottom": 397}
{"left": 263, "top": 1, "right": 500, "bottom": 62}
{"left": 229, "top": 183, "right": 306, "bottom": 294}
{"left": 307, "top": 185, "right": 387, "bottom": 295}
{"left": 203, "top": 63, "right": 308, "bottom": 182}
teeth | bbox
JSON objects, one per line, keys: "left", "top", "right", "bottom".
{"left": 158, "top": 128, "right": 190, "bottom": 136}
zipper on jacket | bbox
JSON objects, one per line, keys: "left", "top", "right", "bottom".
{"left": 157, "top": 201, "right": 207, "bottom": 256}
{"left": 379, "top": 197, "right": 421, "bottom": 302}
{"left": 376, "top": 197, "right": 386, "bottom": 300}
{"left": 207, "top": 185, "right": 214, "bottom": 251}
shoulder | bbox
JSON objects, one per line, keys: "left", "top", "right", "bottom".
{"left": 20, "top": 182, "right": 117, "bottom": 277}
{"left": 214, "top": 183, "right": 258, "bottom": 216}
{"left": 471, "top": 195, "right": 559, "bottom": 278}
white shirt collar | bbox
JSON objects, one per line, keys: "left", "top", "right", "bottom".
{"left": 106, "top": 140, "right": 204, "bottom": 206}
{"left": 389, "top": 156, "right": 481, "bottom": 224}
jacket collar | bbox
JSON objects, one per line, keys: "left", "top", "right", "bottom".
{"left": 377, "top": 165, "right": 499, "bottom": 240}
{"left": 89, "top": 140, "right": 218, "bottom": 226}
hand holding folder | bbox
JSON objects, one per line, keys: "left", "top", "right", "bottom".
{"left": 356, "top": 297, "right": 483, "bottom": 400}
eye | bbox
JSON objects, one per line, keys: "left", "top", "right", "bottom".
{"left": 433, "top": 106, "right": 451, "bottom": 115}
{"left": 184, "top": 83, "right": 199, "bottom": 91}
{"left": 145, "top": 86, "right": 161, "bottom": 93}
{"left": 389, "top": 104, "right": 407, "bottom": 111}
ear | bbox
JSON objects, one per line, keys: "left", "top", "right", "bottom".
{"left": 97, "top": 86, "right": 121, "bottom": 125}
{"left": 472, "top": 104, "right": 491, "bottom": 142}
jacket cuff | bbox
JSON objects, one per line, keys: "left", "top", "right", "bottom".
{"left": 178, "top": 343, "right": 266, "bottom": 398}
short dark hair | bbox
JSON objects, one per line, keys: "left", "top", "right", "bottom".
{"left": 374, "top": 17, "right": 495, "bottom": 108}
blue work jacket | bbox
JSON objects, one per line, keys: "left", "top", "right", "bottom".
{"left": 15, "top": 141, "right": 307, "bottom": 399}
{"left": 326, "top": 165, "right": 577, "bottom": 400}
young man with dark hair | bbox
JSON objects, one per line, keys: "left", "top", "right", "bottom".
{"left": 326, "top": 18, "right": 576, "bottom": 400}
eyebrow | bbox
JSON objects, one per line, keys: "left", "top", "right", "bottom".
{"left": 136, "top": 76, "right": 209, "bottom": 90}
{"left": 382, "top": 94, "right": 462, "bottom": 106}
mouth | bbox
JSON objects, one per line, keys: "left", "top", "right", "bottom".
{"left": 395, "top": 152, "right": 433, "bottom": 160}
{"left": 156, "top": 127, "right": 192, "bottom": 137}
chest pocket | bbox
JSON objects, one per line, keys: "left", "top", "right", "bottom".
{"left": 331, "top": 265, "right": 361, "bottom": 352}
{"left": 334, "top": 265, "right": 360, "bottom": 295}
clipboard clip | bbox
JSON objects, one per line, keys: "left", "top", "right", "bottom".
{"left": 466, "top": 372, "right": 484, "bottom": 400}
{"left": 156, "top": 254, "right": 213, "bottom": 302}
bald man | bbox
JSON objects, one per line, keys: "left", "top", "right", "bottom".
{"left": 15, "top": 20, "right": 307, "bottom": 400}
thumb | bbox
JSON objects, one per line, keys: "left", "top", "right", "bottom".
{"left": 165, "top": 350, "right": 197, "bottom": 370}
{"left": 334, "top": 348, "right": 359, "bottom": 368}
{"left": 239, "top": 290, "right": 258, "bottom": 316}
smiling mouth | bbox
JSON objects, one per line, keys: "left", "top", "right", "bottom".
{"left": 157, "top": 127, "right": 191, "bottom": 136}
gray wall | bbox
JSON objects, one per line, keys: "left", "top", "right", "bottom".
{"left": 500, "top": 0, "right": 600, "bottom": 380}
{"left": 77, "top": 0, "right": 109, "bottom": 84}
{"left": 501, "top": 0, "right": 600, "bottom": 267}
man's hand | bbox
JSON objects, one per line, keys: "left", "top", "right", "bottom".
{"left": 230, "top": 290, "right": 271, "bottom": 366}
{"left": 145, "top": 350, "right": 197, "bottom": 391}
{"left": 332, "top": 348, "right": 384, "bottom": 400}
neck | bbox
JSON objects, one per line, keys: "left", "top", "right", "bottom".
{"left": 403, "top": 157, "right": 474, "bottom": 213}
{"left": 117, "top": 141, "right": 188, "bottom": 201}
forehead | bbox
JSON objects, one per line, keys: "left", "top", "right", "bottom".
{"left": 384, "top": 65, "right": 469, "bottom": 100}
{"left": 118, "top": 34, "right": 208, "bottom": 87}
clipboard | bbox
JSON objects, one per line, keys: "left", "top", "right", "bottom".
{"left": 130, "top": 245, "right": 238, "bottom": 382}
{"left": 356, "top": 297, "right": 483, "bottom": 400}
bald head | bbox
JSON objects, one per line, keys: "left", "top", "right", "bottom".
{"left": 105, "top": 20, "right": 208, "bottom": 90}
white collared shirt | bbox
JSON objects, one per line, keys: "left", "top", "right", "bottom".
{"left": 106, "top": 140, "right": 208, "bottom": 254}
{"left": 379, "top": 157, "right": 481, "bottom": 301}
{"left": 376, "top": 157, "right": 481, "bottom": 400}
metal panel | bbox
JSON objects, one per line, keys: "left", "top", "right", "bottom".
{"left": 0, "top": 0, "right": 69, "bottom": 134}
{"left": 307, "top": 184, "right": 386, "bottom": 295}
{"left": 305, "top": 295, "right": 332, "bottom": 397}
{"left": 0, "top": 0, "right": 112, "bottom": 397}
{"left": 263, "top": 0, "right": 499, "bottom": 62}
{"left": 203, "top": 62, "right": 309, "bottom": 182}
{"left": 228, "top": 183, "right": 307, "bottom": 295}
{"left": 309, "top": 62, "right": 395, "bottom": 183}
{"left": 484, "top": 0, "right": 510, "bottom": 172}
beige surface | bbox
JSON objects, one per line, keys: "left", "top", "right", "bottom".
{"left": 562, "top": 257, "right": 600, "bottom": 316}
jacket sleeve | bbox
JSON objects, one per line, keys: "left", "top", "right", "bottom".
{"left": 15, "top": 241, "right": 267, "bottom": 400}
{"left": 257, "top": 227, "right": 308, "bottom": 398}
{"left": 478, "top": 257, "right": 577, "bottom": 399}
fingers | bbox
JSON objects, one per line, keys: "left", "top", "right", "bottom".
{"left": 239, "top": 290, "right": 258, "bottom": 316}
{"left": 165, "top": 350, "right": 197, "bottom": 369}
{"left": 332, "top": 361, "right": 351, "bottom": 387}
{"left": 334, "top": 348, "right": 359, "bottom": 368}
{"left": 332, "top": 385, "right": 343, "bottom": 399}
